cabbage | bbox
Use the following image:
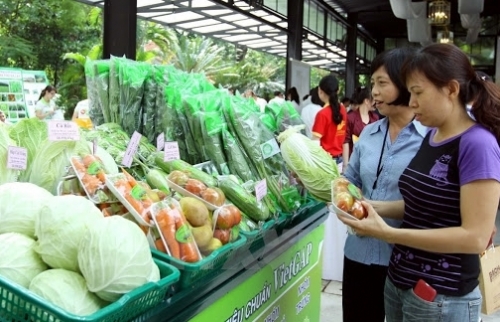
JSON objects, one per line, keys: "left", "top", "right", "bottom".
{"left": 78, "top": 216, "right": 160, "bottom": 302}
{"left": 29, "top": 139, "right": 90, "bottom": 195}
{"left": 0, "top": 124, "right": 18, "bottom": 184}
{"left": 7, "top": 118, "right": 48, "bottom": 181}
{"left": 35, "top": 196, "right": 103, "bottom": 272}
{"left": 0, "top": 233, "right": 47, "bottom": 288}
{"left": 277, "top": 126, "right": 340, "bottom": 202}
{"left": 0, "top": 182, "right": 53, "bottom": 238}
{"left": 29, "top": 269, "right": 106, "bottom": 316}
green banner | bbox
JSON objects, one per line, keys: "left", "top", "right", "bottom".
{"left": 190, "top": 224, "right": 325, "bottom": 322}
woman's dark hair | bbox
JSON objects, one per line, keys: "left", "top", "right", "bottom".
{"left": 319, "top": 75, "right": 342, "bottom": 125}
{"left": 401, "top": 43, "right": 500, "bottom": 143}
{"left": 310, "top": 87, "right": 323, "bottom": 106}
{"left": 350, "top": 86, "right": 371, "bottom": 105}
{"left": 287, "top": 87, "right": 300, "bottom": 105}
{"left": 371, "top": 47, "right": 416, "bottom": 106}
{"left": 39, "top": 85, "right": 56, "bottom": 101}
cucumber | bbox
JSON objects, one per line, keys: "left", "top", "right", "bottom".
{"left": 219, "top": 179, "right": 270, "bottom": 221}
{"left": 154, "top": 153, "right": 218, "bottom": 187}
{"left": 145, "top": 169, "right": 170, "bottom": 195}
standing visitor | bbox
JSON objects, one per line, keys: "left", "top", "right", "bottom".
{"left": 35, "top": 85, "right": 57, "bottom": 121}
{"left": 301, "top": 87, "right": 323, "bottom": 138}
{"left": 342, "top": 86, "right": 379, "bottom": 166}
{"left": 340, "top": 47, "right": 426, "bottom": 322}
{"left": 72, "top": 99, "right": 93, "bottom": 129}
{"left": 340, "top": 43, "right": 500, "bottom": 322}
{"left": 286, "top": 87, "right": 301, "bottom": 114}
{"left": 312, "top": 75, "right": 348, "bottom": 165}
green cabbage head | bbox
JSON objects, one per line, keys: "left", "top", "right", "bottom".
{"left": 0, "top": 233, "right": 47, "bottom": 288}
{"left": 0, "top": 182, "right": 53, "bottom": 238}
{"left": 277, "top": 126, "right": 340, "bottom": 202}
{"left": 78, "top": 216, "right": 160, "bottom": 302}
{"left": 35, "top": 196, "right": 104, "bottom": 273}
{"left": 29, "top": 269, "right": 106, "bottom": 316}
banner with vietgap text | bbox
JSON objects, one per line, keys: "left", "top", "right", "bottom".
{"left": 190, "top": 224, "right": 325, "bottom": 322}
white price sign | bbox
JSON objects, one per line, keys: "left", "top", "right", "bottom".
{"left": 7, "top": 146, "right": 27, "bottom": 170}
{"left": 164, "top": 141, "right": 180, "bottom": 161}
{"left": 255, "top": 179, "right": 267, "bottom": 202}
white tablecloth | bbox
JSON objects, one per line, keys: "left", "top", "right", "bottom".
{"left": 322, "top": 212, "right": 348, "bottom": 281}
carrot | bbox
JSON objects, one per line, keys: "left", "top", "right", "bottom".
{"left": 122, "top": 168, "right": 138, "bottom": 187}
{"left": 173, "top": 209, "right": 201, "bottom": 263}
{"left": 124, "top": 192, "right": 149, "bottom": 223}
{"left": 81, "top": 174, "right": 101, "bottom": 195}
{"left": 114, "top": 178, "right": 132, "bottom": 195}
{"left": 102, "top": 208, "right": 113, "bottom": 217}
{"left": 155, "top": 238, "right": 167, "bottom": 253}
{"left": 82, "top": 154, "right": 98, "bottom": 167}
{"left": 156, "top": 209, "right": 180, "bottom": 259}
{"left": 71, "top": 158, "right": 86, "bottom": 175}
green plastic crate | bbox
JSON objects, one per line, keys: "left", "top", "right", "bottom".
{"left": 0, "top": 259, "right": 179, "bottom": 322}
{"left": 152, "top": 234, "right": 247, "bottom": 290}
{"left": 239, "top": 215, "right": 282, "bottom": 254}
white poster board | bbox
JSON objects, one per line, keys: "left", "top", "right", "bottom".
{"left": 22, "top": 70, "right": 49, "bottom": 118}
{"left": 289, "top": 59, "right": 311, "bottom": 104}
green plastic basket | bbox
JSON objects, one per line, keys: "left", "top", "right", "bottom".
{"left": 239, "top": 215, "right": 281, "bottom": 254}
{"left": 152, "top": 234, "right": 247, "bottom": 290}
{"left": 0, "top": 259, "right": 179, "bottom": 322}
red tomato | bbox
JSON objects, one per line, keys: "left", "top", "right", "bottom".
{"left": 335, "top": 191, "right": 354, "bottom": 212}
{"left": 350, "top": 200, "right": 367, "bottom": 219}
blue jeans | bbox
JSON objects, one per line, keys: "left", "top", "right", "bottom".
{"left": 384, "top": 278, "right": 482, "bottom": 322}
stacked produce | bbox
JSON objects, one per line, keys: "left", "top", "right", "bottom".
{"left": 0, "top": 182, "right": 160, "bottom": 317}
{"left": 86, "top": 58, "right": 306, "bottom": 217}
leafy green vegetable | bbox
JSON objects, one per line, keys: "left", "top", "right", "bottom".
{"left": 8, "top": 118, "right": 48, "bottom": 181}
{"left": 0, "top": 124, "right": 18, "bottom": 184}
{"left": 28, "top": 139, "right": 89, "bottom": 195}
{"left": 35, "top": 195, "right": 104, "bottom": 273}
{"left": 0, "top": 233, "right": 47, "bottom": 288}
{"left": 29, "top": 269, "right": 106, "bottom": 316}
{"left": 277, "top": 126, "right": 339, "bottom": 202}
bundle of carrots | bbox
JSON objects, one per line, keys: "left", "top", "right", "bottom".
{"left": 112, "top": 169, "right": 155, "bottom": 225}
{"left": 154, "top": 201, "right": 201, "bottom": 263}
{"left": 71, "top": 155, "right": 107, "bottom": 199}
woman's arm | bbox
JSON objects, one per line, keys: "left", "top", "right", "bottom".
{"left": 348, "top": 180, "right": 499, "bottom": 254}
{"left": 342, "top": 143, "right": 349, "bottom": 169}
{"left": 369, "top": 200, "right": 405, "bottom": 220}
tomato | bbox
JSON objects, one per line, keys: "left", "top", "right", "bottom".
{"left": 214, "top": 229, "right": 230, "bottom": 245}
{"left": 201, "top": 188, "right": 225, "bottom": 206}
{"left": 215, "top": 206, "right": 234, "bottom": 229}
{"left": 350, "top": 200, "right": 367, "bottom": 219}
{"left": 227, "top": 205, "right": 242, "bottom": 225}
{"left": 335, "top": 191, "right": 354, "bottom": 212}
{"left": 184, "top": 179, "right": 207, "bottom": 196}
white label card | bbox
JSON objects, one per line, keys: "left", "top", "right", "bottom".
{"left": 260, "top": 138, "right": 280, "bottom": 159}
{"left": 48, "top": 121, "right": 80, "bottom": 141}
{"left": 7, "top": 146, "right": 27, "bottom": 170}
{"left": 164, "top": 141, "right": 180, "bottom": 161}
{"left": 122, "top": 131, "right": 141, "bottom": 167}
{"left": 157, "top": 133, "right": 165, "bottom": 151}
{"left": 255, "top": 179, "right": 267, "bottom": 202}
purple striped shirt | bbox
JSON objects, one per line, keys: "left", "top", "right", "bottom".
{"left": 388, "top": 125, "right": 500, "bottom": 296}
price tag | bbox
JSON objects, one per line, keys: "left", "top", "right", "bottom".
{"left": 255, "top": 179, "right": 267, "bottom": 202}
{"left": 122, "top": 131, "right": 142, "bottom": 167}
{"left": 157, "top": 133, "right": 165, "bottom": 151}
{"left": 164, "top": 141, "right": 180, "bottom": 161}
{"left": 7, "top": 146, "right": 27, "bottom": 170}
{"left": 260, "top": 138, "right": 280, "bottom": 159}
{"left": 48, "top": 121, "right": 80, "bottom": 141}
{"left": 92, "top": 139, "right": 98, "bottom": 155}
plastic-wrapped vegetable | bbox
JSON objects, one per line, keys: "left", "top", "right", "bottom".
{"left": 221, "top": 127, "right": 255, "bottom": 183}
{"left": 141, "top": 65, "right": 157, "bottom": 143}
{"left": 277, "top": 125, "right": 340, "bottom": 202}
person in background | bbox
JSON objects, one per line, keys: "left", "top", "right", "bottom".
{"left": 340, "top": 47, "right": 425, "bottom": 322}
{"left": 341, "top": 96, "right": 352, "bottom": 113}
{"left": 35, "top": 85, "right": 57, "bottom": 121}
{"left": 301, "top": 87, "right": 323, "bottom": 138}
{"left": 286, "top": 87, "right": 301, "bottom": 113}
{"left": 0, "top": 110, "right": 11, "bottom": 125}
{"left": 342, "top": 86, "right": 379, "bottom": 167}
{"left": 72, "top": 99, "right": 93, "bottom": 129}
{"left": 244, "top": 89, "right": 267, "bottom": 113}
{"left": 340, "top": 43, "right": 500, "bottom": 322}
{"left": 268, "top": 91, "right": 285, "bottom": 105}
{"left": 312, "top": 75, "right": 347, "bottom": 164}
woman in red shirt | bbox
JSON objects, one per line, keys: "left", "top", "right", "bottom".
{"left": 312, "top": 75, "right": 348, "bottom": 164}
{"left": 342, "top": 86, "right": 379, "bottom": 166}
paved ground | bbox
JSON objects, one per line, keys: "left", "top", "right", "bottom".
{"left": 320, "top": 213, "right": 500, "bottom": 321}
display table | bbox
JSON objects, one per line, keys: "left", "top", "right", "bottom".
{"left": 137, "top": 205, "right": 329, "bottom": 322}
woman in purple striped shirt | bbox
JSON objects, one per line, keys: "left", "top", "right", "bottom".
{"left": 339, "top": 44, "right": 500, "bottom": 322}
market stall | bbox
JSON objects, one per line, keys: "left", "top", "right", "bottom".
{"left": 0, "top": 57, "right": 340, "bottom": 322}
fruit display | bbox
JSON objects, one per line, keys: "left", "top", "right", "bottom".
{"left": 331, "top": 177, "right": 367, "bottom": 220}
{"left": 167, "top": 170, "right": 226, "bottom": 209}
